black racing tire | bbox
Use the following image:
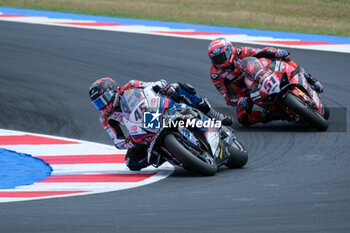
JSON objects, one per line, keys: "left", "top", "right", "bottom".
{"left": 163, "top": 133, "right": 218, "bottom": 176}
{"left": 284, "top": 92, "right": 328, "bottom": 131}
{"left": 225, "top": 140, "right": 248, "bottom": 169}
{"left": 323, "top": 104, "right": 330, "bottom": 120}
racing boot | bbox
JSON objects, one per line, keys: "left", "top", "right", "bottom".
{"left": 197, "top": 98, "right": 234, "bottom": 126}
{"left": 207, "top": 108, "right": 234, "bottom": 126}
{"left": 304, "top": 73, "right": 323, "bottom": 93}
{"left": 166, "top": 83, "right": 234, "bottom": 125}
{"left": 294, "top": 66, "right": 323, "bottom": 93}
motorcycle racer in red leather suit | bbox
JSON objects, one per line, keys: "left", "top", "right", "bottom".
{"left": 89, "top": 77, "right": 233, "bottom": 171}
{"left": 208, "top": 38, "right": 323, "bottom": 126}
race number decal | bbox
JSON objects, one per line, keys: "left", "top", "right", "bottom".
{"left": 134, "top": 102, "right": 147, "bottom": 121}
{"left": 261, "top": 74, "right": 279, "bottom": 95}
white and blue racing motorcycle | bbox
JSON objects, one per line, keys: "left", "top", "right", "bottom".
{"left": 120, "top": 86, "right": 248, "bottom": 176}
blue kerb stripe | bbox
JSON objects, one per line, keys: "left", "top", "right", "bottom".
{"left": 0, "top": 148, "right": 52, "bottom": 189}
{"left": 0, "top": 7, "right": 349, "bottom": 44}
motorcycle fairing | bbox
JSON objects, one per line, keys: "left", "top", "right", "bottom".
{"left": 288, "top": 73, "right": 323, "bottom": 113}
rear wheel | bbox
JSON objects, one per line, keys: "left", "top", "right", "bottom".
{"left": 284, "top": 92, "right": 328, "bottom": 131}
{"left": 163, "top": 133, "right": 217, "bottom": 176}
{"left": 225, "top": 140, "right": 248, "bottom": 169}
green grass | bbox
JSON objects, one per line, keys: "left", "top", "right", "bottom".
{"left": 0, "top": 0, "right": 349, "bottom": 37}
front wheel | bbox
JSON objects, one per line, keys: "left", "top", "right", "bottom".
{"left": 323, "top": 103, "right": 330, "bottom": 120}
{"left": 284, "top": 92, "right": 328, "bottom": 131}
{"left": 225, "top": 140, "right": 248, "bottom": 169}
{"left": 163, "top": 133, "right": 218, "bottom": 176}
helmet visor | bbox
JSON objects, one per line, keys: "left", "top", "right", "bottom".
{"left": 92, "top": 89, "right": 114, "bottom": 110}
{"left": 211, "top": 49, "right": 232, "bottom": 66}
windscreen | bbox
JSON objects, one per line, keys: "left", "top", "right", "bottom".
{"left": 242, "top": 57, "right": 264, "bottom": 81}
{"left": 120, "top": 88, "right": 146, "bottom": 120}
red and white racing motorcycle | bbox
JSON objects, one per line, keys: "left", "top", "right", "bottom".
{"left": 241, "top": 57, "right": 329, "bottom": 130}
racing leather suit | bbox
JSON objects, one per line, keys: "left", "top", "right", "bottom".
{"left": 210, "top": 46, "right": 316, "bottom": 126}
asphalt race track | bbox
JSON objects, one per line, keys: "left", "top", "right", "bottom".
{"left": 0, "top": 21, "right": 350, "bottom": 233}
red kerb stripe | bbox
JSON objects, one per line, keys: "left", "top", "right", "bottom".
{"left": 0, "top": 135, "right": 79, "bottom": 145}
{"left": 0, "top": 14, "right": 28, "bottom": 17}
{"left": 255, "top": 40, "right": 340, "bottom": 45}
{"left": 56, "top": 22, "right": 122, "bottom": 26}
{"left": 40, "top": 173, "right": 157, "bottom": 183}
{"left": 0, "top": 191, "right": 87, "bottom": 198}
{"left": 38, "top": 154, "right": 125, "bottom": 164}
{"left": 153, "top": 31, "right": 232, "bottom": 36}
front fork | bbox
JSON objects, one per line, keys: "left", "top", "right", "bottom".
{"left": 288, "top": 83, "right": 323, "bottom": 112}
{"left": 280, "top": 86, "right": 322, "bottom": 119}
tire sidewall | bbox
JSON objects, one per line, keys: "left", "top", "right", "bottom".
{"left": 163, "top": 133, "right": 218, "bottom": 176}
{"left": 284, "top": 92, "right": 328, "bottom": 131}
{"left": 226, "top": 140, "right": 248, "bottom": 169}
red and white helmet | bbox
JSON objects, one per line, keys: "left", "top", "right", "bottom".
{"left": 89, "top": 77, "right": 119, "bottom": 114}
{"left": 208, "top": 38, "right": 235, "bottom": 68}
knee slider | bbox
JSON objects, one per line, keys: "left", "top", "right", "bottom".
{"left": 237, "top": 111, "right": 249, "bottom": 125}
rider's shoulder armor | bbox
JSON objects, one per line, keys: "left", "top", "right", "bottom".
{"left": 234, "top": 47, "right": 243, "bottom": 57}
{"left": 211, "top": 73, "right": 220, "bottom": 80}
{"left": 129, "top": 80, "right": 136, "bottom": 86}
{"left": 120, "top": 80, "right": 142, "bottom": 93}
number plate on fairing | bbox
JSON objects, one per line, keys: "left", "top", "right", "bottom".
{"left": 261, "top": 74, "right": 280, "bottom": 95}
